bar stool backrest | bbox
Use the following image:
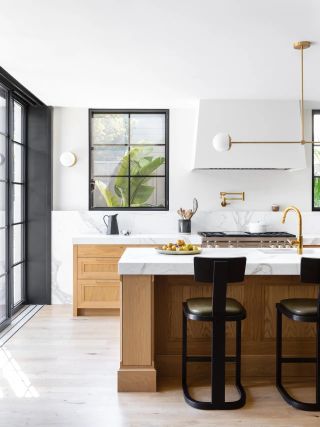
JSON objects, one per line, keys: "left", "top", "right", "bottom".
{"left": 300, "top": 257, "right": 320, "bottom": 285}
{"left": 301, "top": 258, "right": 320, "bottom": 317}
{"left": 194, "top": 257, "right": 246, "bottom": 316}
{"left": 194, "top": 257, "right": 246, "bottom": 284}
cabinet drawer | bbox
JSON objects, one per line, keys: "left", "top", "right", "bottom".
{"left": 77, "top": 245, "right": 125, "bottom": 258}
{"left": 78, "top": 280, "right": 120, "bottom": 309}
{"left": 78, "top": 258, "right": 119, "bottom": 280}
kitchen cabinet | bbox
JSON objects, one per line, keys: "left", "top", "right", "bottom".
{"left": 73, "top": 244, "right": 156, "bottom": 316}
{"left": 72, "top": 235, "right": 204, "bottom": 316}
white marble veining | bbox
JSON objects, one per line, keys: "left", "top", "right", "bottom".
{"left": 52, "top": 210, "right": 320, "bottom": 303}
{"left": 118, "top": 247, "right": 320, "bottom": 276}
{"left": 72, "top": 234, "right": 202, "bottom": 245}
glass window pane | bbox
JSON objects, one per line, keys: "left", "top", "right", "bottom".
{"left": 314, "top": 178, "right": 320, "bottom": 209}
{"left": 92, "top": 146, "right": 128, "bottom": 176}
{"left": 0, "top": 274, "right": 6, "bottom": 323}
{"left": 13, "top": 101, "right": 22, "bottom": 143}
{"left": 314, "top": 145, "right": 320, "bottom": 177}
{"left": 0, "top": 181, "right": 6, "bottom": 228}
{"left": 130, "top": 146, "right": 165, "bottom": 176}
{"left": 12, "top": 224, "right": 23, "bottom": 265}
{"left": 314, "top": 115, "right": 320, "bottom": 143}
{"left": 92, "top": 177, "right": 129, "bottom": 208}
{"left": 0, "top": 134, "right": 6, "bottom": 181}
{"left": 12, "top": 263, "right": 23, "bottom": 306}
{"left": 0, "top": 87, "right": 7, "bottom": 134}
{"left": 129, "top": 177, "right": 165, "bottom": 208}
{"left": 0, "top": 228, "right": 6, "bottom": 275}
{"left": 92, "top": 114, "right": 129, "bottom": 145}
{"left": 12, "top": 143, "right": 23, "bottom": 182}
{"left": 12, "top": 184, "right": 23, "bottom": 223}
{"left": 130, "top": 114, "right": 165, "bottom": 145}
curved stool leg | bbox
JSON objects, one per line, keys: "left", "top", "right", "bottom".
{"left": 235, "top": 319, "right": 246, "bottom": 407}
{"left": 182, "top": 311, "right": 187, "bottom": 392}
{"left": 276, "top": 308, "right": 282, "bottom": 393}
{"left": 276, "top": 306, "right": 320, "bottom": 411}
{"left": 182, "top": 313, "right": 246, "bottom": 410}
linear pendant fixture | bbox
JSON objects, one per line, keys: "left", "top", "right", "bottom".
{"left": 212, "top": 41, "right": 312, "bottom": 152}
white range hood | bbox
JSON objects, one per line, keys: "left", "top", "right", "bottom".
{"left": 193, "top": 100, "right": 307, "bottom": 170}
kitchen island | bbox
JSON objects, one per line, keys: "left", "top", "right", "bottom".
{"left": 118, "top": 247, "right": 320, "bottom": 392}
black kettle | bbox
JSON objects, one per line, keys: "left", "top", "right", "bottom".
{"left": 103, "top": 214, "right": 119, "bottom": 235}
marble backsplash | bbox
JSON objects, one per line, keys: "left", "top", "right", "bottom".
{"left": 52, "top": 210, "right": 320, "bottom": 304}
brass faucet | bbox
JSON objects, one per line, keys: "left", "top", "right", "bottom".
{"left": 281, "top": 206, "right": 303, "bottom": 254}
{"left": 220, "top": 192, "right": 245, "bottom": 207}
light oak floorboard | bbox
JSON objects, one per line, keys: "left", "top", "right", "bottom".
{"left": 0, "top": 305, "right": 319, "bottom": 427}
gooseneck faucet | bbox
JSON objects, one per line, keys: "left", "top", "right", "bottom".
{"left": 281, "top": 206, "right": 303, "bottom": 254}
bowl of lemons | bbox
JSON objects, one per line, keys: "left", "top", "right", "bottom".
{"left": 156, "top": 240, "right": 202, "bottom": 255}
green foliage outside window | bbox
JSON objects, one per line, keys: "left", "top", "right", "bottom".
{"left": 95, "top": 146, "right": 165, "bottom": 207}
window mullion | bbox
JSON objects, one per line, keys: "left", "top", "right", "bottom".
{"left": 128, "top": 112, "right": 131, "bottom": 208}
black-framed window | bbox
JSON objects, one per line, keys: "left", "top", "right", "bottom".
{"left": 10, "top": 98, "right": 26, "bottom": 308}
{"left": 312, "top": 110, "right": 320, "bottom": 210}
{"left": 0, "top": 84, "right": 9, "bottom": 326}
{"left": 0, "top": 84, "right": 27, "bottom": 329}
{"left": 89, "top": 109, "right": 169, "bottom": 210}
{"left": 0, "top": 66, "right": 51, "bottom": 330}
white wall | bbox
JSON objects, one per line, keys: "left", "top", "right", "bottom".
{"left": 53, "top": 103, "right": 315, "bottom": 214}
{"left": 53, "top": 108, "right": 89, "bottom": 210}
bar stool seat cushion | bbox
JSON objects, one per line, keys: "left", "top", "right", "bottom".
{"left": 279, "top": 298, "right": 318, "bottom": 316}
{"left": 186, "top": 297, "right": 244, "bottom": 316}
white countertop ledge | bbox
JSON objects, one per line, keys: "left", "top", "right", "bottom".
{"left": 72, "top": 234, "right": 202, "bottom": 245}
{"left": 118, "top": 247, "right": 320, "bottom": 276}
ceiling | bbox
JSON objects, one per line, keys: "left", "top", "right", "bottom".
{"left": 0, "top": 0, "right": 319, "bottom": 107}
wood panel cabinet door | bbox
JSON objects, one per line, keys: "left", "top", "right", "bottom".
{"left": 78, "top": 280, "right": 120, "bottom": 309}
{"left": 77, "top": 245, "right": 125, "bottom": 258}
{"left": 78, "top": 258, "right": 120, "bottom": 280}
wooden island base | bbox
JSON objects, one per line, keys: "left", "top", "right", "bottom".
{"left": 118, "top": 274, "right": 318, "bottom": 392}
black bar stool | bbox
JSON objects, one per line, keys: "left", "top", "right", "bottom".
{"left": 182, "top": 257, "right": 247, "bottom": 410}
{"left": 276, "top": 257, "right": 320, "bottom": 411}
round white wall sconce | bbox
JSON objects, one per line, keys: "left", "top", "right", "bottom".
{"left": 59, "top": 152, "right": 77, "bottom": 167}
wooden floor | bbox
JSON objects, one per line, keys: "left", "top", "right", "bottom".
{"left": 0, "top": 306, "right": 319, "bottom": 427}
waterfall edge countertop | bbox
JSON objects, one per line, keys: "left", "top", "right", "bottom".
{"left": 118, "top": 247, "right": 320, "bottom": 276}
{"left": 72, "top": 234, "right": 202, "bottom": 245}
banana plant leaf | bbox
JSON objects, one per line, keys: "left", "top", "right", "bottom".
{"left": 314, "top": 179, "right": 320, "bottom": 208}
{"left": 96, "top": 146, "right": 165, "bottom": 207}
{"left": 95, "top": 180, "right": 120, "bottom": 206}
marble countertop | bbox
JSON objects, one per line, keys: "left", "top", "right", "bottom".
{"left": 72, "top": 234, "right": 202, "bottom": 245}
{"left": 118, "top": 247, "right": 320, "bottom": 276}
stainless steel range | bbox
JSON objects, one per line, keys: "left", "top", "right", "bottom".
{"left": 198, "top": 231, "right": 296, "bottom": 248}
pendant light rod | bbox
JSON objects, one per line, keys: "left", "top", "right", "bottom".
{"left": 294, "top": 41, "right": 311, "bottom": 144}
{"left": 212, "top": 40, "right": 313, "bottom": 152}
{"left": 301, "top": 44, "right": 305, "bottom": 143}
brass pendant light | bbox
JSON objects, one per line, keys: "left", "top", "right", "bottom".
{"left": 212, "top": 41, "right": 312, "bottom": 152}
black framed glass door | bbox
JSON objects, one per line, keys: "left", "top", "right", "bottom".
{"left": 0, "top": 84, "right": 27, "bottom": 331}
{"left": 10, "top": 98, "right": 26, "bottom": 310}
{"left": 0, "top": 67, "right": 52, "bottom": 320}
{"left": 0, "top": 84, "right": 9, "bottom": 328}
